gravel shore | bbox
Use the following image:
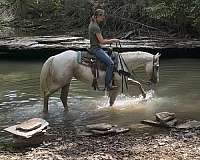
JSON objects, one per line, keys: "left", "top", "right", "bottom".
{"left": 1, "top": 126, "right": 200, "bottom": 160}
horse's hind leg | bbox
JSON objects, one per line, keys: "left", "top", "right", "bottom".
{"left": 43, "top": 87, "right": 60, "bottom": 113}
{"left": 43, "top": 95, "right": 49, "bottom": 113}
{"left": 60, "top": 83, "right": 70, "bottom": 111}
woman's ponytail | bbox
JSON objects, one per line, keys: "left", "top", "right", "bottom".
{"left": 91, "top": 15, "right": 96, "bottom": 22}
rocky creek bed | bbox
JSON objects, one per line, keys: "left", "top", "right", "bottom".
{"left": 1, "top": 34, "right": 200, "bottom": 159}
{"left": 1, "top": 124, "right": 200, "bottom": 160}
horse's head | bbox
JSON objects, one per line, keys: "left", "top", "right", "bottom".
{"left": 146, "top": 52, "right": 161, "bottom": 84}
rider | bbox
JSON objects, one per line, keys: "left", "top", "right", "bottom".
{"left": 89, "top": 9, "right": 120, "bottom": 91}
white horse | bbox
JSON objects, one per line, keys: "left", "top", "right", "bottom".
{"left": 40, "top": 50, "right": 161, "bottom": 113}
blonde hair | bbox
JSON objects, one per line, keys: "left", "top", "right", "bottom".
{"left": 91, "top": 9, "right": 105, "bottom": 22}
{"left": 94, "top": 9, "right": 105, "bottom": 16}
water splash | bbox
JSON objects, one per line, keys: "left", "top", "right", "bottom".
{"left": 96, "top": 90, "right": 160, "bottom": 111}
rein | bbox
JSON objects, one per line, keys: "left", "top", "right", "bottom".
{"left": 115, "top": 42, "right": 156, "bottom": 92}
{"left": 114, "top": 42, "right": 129, "bottom": 93}
{"left": 118, "top": 53, "right": 130, "bottom": 93}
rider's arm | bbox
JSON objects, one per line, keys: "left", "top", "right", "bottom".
{"left": 96, "top": 32, "right": 119, "bottom": 45}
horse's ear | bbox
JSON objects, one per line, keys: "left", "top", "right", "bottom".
{"left": 155, "top": 52, "right": 161, "bottom": 59}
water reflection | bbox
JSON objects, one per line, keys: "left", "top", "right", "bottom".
{"left": 0, "top": 59, "right": 200, "bottom": 143}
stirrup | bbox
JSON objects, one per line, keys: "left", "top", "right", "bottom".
{"left": 106, "top": 85, "right": 118, "bottom": 91}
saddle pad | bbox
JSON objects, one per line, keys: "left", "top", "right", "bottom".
{"left": 77, "top": 51, "right": 96, "bottom": 67}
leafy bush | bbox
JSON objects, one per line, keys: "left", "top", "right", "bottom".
{"left": 146, "top": 0, "right": 200, "bottom": 35}
{"left": 1, "top": 0, "right": 200, "bottom": 36}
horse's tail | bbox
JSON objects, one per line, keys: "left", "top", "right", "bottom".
{"left": 40, "top": 56, "right": 54, "bottom": 97}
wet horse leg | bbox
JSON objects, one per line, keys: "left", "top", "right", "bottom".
{"left": 128, "top": 78, "right": 146, "bottom": 98}
{"left": 43, "top": 95, "right": 49, "bottom": 113}
{"left": 43, "top": 87, "right": 61, "bottom": 113}
{"left": 109, "top": 89, "right": 120, "bottom": 106}
{"left": 60, "top": 83, "right": 70, "bottom": 111}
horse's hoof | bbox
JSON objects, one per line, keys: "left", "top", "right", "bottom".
{"left": 43, "top": 109, "right": 48, "bottom": 113}
{"left": 142, "top": 93, "right": 146, "bottom": 98}
{"left": 42, "top": 111, "right": 49, "bottom": 117}
{"left": 64, "top": 107, "right": 69, "bottom": 112}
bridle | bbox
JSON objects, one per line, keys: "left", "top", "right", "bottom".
{"left": 117, "top": 52, "right": 159, "bottom": 94}
{"left": 114, "top": 42, "right": 159, "bottom": 92}
{"left": 128, "top": 55, "right": 159, "bottom": 86}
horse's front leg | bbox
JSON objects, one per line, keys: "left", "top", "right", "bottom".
{"left": 128, "top": 78, "right": 146, "bottom": 98}
{"left": 60, "top": 83, "right": 70, "bottom": 111}
{"left": 108, "top": 88, "right": 120, "bottom": 106}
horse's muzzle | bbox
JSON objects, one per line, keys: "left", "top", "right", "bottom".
{"left": 150, "top": 77, "right": 158, "bottom": 84}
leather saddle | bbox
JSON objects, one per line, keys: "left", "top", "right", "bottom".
{"left": 77, "top": 48, "right": 118, "bottom": 90}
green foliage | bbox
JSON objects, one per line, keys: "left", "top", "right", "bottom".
{"left": 36, "top": 0, "right": 64, "bottom": 17}
{"left": 1, "top": 0, "right": 64, "bottom": 18}
{"left": 1, "top": 0, "right": 200, "bottom": 36}
{"left": 101, "top": 0, "right": 151, "bottom": 33}
{"left": 63, "top": 0, "right": 92, "bottom": 27}
{"left": 146, "top": 0, "right": 200, "bottom": 34}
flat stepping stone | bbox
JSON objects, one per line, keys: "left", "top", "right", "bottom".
{"left": 90, "top": 128, "right": 116, "bottom": 135}
{"left": 86, "top": 123, "right": 117, "bottom": 131}
{"left": 4, "top": 118, "right": 49, "bottom": 139}
{"left": 141, "top": 120, "right": 161, "bottom": 127}
{"left": 155, "top": 112, "right": 176, "bottom": 123}
{"left": 164, "top": 118, "right": 178, "bottom": 128}
{"left": 115, "top": 128, "right": 130, "bottom": 133}
{"left": 90, "top": 127, "right": 130, "bottom": 135}
{"left": 141, "top": 119, "right": 177, "bottom": 128}
{"left": 16, "top": 118, "right": 42, "bottom": 132}
{"left": 85, "top": 123, "right": 129, "bottom": 136}
{"left": 142, "top": 112, "right": 200, "bottom": 129}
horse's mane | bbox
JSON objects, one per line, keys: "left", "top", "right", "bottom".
{"left": 121, "top": 51, "right": 153, "bottom": 58}
{"left": 120, "top": 51, "right": 153, "bottom": 69}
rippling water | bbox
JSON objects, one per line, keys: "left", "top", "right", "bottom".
{"left": 0, "top": 59, "right": 200, "bottom": 143}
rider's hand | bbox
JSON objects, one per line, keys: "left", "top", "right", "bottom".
{"left": 111, "top": 38, "right": 120, "bottom": 43}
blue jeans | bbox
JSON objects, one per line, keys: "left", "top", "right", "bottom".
{"left": 91, "top": 48, "right": 114, "bottom": 89}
